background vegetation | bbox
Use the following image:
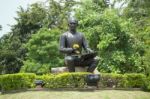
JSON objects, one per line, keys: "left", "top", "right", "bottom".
{"left": 0, "top": 0, "right": 149, "bottom": 76}
{"left": 0, "top": 73, "right": 149, "bottom": 92}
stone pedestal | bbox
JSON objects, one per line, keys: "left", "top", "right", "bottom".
{"left": 51, "top": 66, "right": 100, "bottom": 74}
{"left": 75, "top": 67, "right": 88, "bottom": 72}
{"left": 51, "top": 67, "right": 69, "bottom": 74}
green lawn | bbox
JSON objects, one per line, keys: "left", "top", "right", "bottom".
{"left": 0, "top": 89, "right": 150, "bottom": 99}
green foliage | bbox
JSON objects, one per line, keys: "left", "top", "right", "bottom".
{"left": 0, "top": 72, "right": 148, "bottom": 92}
{"left": 100, "top": 73, "right": 127, "bottom": 88}
{"left": 96, "top": 11, "right": 143, "bottom": 73}
{"left": 123, "top": 0, "right": 150, "bottom": 20}
{"left": 0, "top": 0, "right": 78, "bottom": 74}
{"left": 35, "top": 72, "right": 89, "bottom": 88}
{"left": 143, "top": 76, "right": 150, "bottom": 91}
{"left": 0, "top": 34, "right": 23, "bottom": 74}
{"left": 76, "top": 1, "right": 143, "bottom": 73}
{"left": 99, "top": 73, "right": 146, "bottom": 88}
{"left": 122, "top": 0, "right": 150, "bottom": 75}
{"left": 17, "top": 72, "right": 90, "bottom": 89}
{"left": 0, "top": 0, "right": 149, "bottom": 75}
{"left": 14, "top": 3, "right": 47, "bottom": 43}
{"left": 125, "top": 73, "right": 146, "bottom": 88}
{"left": 0, "top": 3, "right": 47, "bottom": 74}
{"left": 0, "top": 50, "right": 18, "bottom": 74}
{"left": 44, "top": 0, "right": 78, "bottom": 30}
{"left": 143, "top": 50, "right": 150, "bottom": 76}
{"left": 21, "top": 28, "right": 64, "bottom": 74}
{"left": 0, "top": 73, "right": 36, "bottom": 92}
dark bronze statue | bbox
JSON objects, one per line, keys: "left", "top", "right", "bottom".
{"left": 59, "top": 18, "right": 99, "bottom": 72}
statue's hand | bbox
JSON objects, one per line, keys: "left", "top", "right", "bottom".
{"left": 73, "top": 44, "right": 80, "bottom": 54}
{"left": 86, "top": 48, "right": 94, "bottom": 53}
{"left": 73, "top": 48, "right": 80, "bottom": 54}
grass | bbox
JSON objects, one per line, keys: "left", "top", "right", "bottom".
{"left": 0, "top": 89, "right": 150, "bottom": 99}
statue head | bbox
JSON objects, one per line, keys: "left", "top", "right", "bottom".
{"left": 68, "top": 17, "right": 78, "bottom": 32}
{"left": 68, "top": 17, "right": 78, "bottom": 24}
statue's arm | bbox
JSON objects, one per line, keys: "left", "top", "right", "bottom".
{"left": 59, "top": 35, "right": 74, "bottom": 54}
{"left": 82, "top": 34, "right": 93, "bottom": 53}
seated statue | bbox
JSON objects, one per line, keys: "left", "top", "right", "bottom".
{"left": 59, "top": 17, "right": 99, "bottom": 73}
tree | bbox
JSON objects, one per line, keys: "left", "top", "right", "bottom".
{"left": 122, "top": 0, "right": 150, "bottom": 75}
{"left": 12, "top": 3, "right": 47, "bottom": 43}
{"left": 0, "top": 34, "right": 22, "bottom": 74}
{"left": 43, "top": 0, "right": 79, "bottom": 29}
{"left": 0, "top": 3, "right": 47, "bottom": 74}
{"left": 0, "top": 0, "right": 78, "bottom": 74}
{"left": 20, "top": 28, "right": 63, "bottom": 74}
{"left": 75, "top": 0, "right": 143, "bottom": 73}
{"left": 1, "top": 0, "right": 147, "bottom": 74}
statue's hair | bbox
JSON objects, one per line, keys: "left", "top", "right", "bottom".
{"left": 68, "top": 17, "right": 78, "bottom": 24}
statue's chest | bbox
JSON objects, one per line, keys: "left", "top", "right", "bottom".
{"left": 66, "top": 33, "right": 82, "bottom": 46}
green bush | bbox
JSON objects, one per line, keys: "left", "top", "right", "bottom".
{"left": 35, "top": 72, "right": 89, "bottom": 88}
{"left": 99, "top": 73, "right": 146, "bottom": 88}
{"left": 35, "top": 74, "right": 56, "bottom": 88}
{"left": 0, "top": 72, "right": 149, "bottom": 92}
{"left": 142, "top": 76, "right": 150, "bottom": 91}
{"left": 125, "top": 73, "right": 146, "bottom": 88}
{"left": 0, "top": 75, "right": 2, "bottom": 90}
{"left": 21, "top": 28, "right": 64, "bottom": 74}
{"left": 0, "top": 73, "right": 36, "bottom": 92}
{"left": 100, "top": 73, "right": 127, "bottom": 88}
{"left": 35, "top": 73, "right": 146, "bottom": 89}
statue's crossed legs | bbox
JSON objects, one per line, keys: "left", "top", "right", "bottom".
{"left": 65, "top": 55, "right": 99, "bottom": 73}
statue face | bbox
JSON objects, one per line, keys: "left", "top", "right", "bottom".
{"left": 68, "top": 22, "right": 77, "bottom": 30}
{"left": 68, "top": 18, "right": 78, "bottom": 31}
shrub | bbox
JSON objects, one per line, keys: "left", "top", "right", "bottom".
{"left": 142, "top": 76, "right": 150, "bottom": 91}
{"left": 100, "top": 73, "right": 127, "bottom": 88}
{"left": 35, "top": 73, "right": 146, "bottom": 89}
{"left": 0, "top": 73, "right": 36, "bottom": 92}
{"left": 125, "top": 73, "right": 146, "bottom": 88}
{"left": 21, "top": 28, "right": 64, "bottom": 74}
{"left": 35, "top": 72, "right": 90, "bottom": 88}
{"left": 99, "top": 73, "right": 147, "bottom": 88}
{"left": 0, "top": 72, "right": 148, "bottom": 92}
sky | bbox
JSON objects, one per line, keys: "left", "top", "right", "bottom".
{"left": 0, "top": 0, "right": 46, "bottom": 38}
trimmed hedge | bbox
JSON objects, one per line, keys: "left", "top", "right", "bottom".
{"left": 99, "top": 73, "right": 146, "bottom": 88}
{"left": 143, "top": 76, "right": 150, "bottom": 91}
{"left": 36, "top": 72, "right": 89, "bottom": 88}
{"left": 0, "top": 73, "right": 36, "bottom": 92}
{"left": 0, "top": 72, "right": 149, "bottom": 92}
{"left": 100, "top": 73, "right": 127, "bottom": 88}
{"left": 125, "top": 73, "right": 146, "bottom": 88}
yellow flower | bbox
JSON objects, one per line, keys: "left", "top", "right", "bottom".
{"left": 73, "top": 44, "right": 80, "bottom": 54}
{"left": 73, "top": 44, "right": 79, "bottom": 49}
